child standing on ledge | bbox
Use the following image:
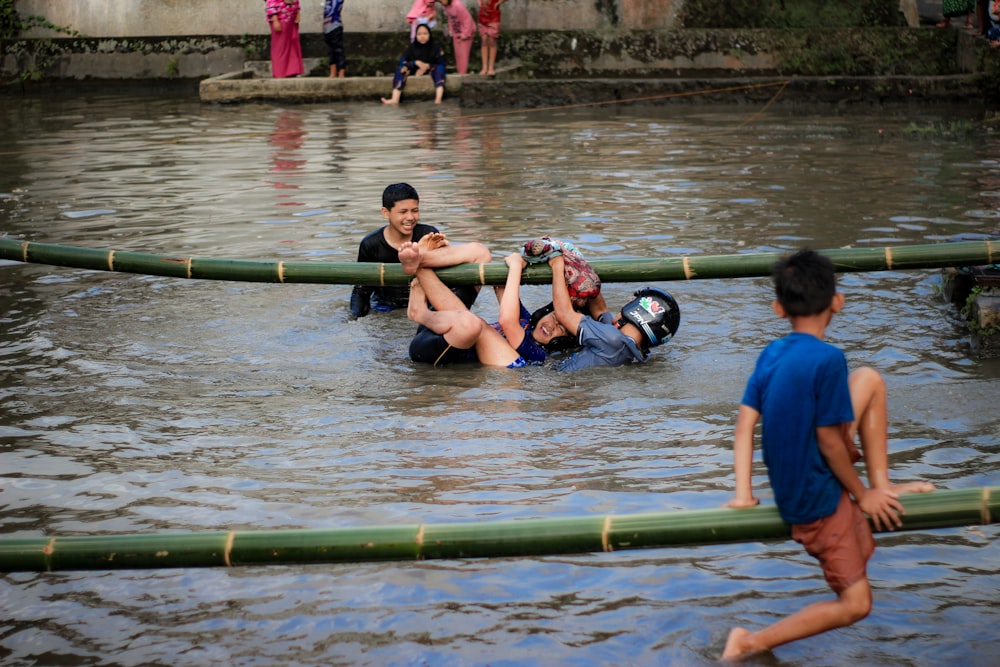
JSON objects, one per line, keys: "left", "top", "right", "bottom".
{"left": 477, "top": 0, "right": 506, "bottom": 76}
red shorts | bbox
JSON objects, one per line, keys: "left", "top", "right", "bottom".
{"left": 791, "top": 490, "right": 875, "bottom": 593}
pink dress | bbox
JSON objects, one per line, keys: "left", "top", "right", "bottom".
{"left": 266, "top": 0, "right": 304, "bottom": 78}
{"left": 443, "top": 0, "right": 476, "bottom": 74}
{"left": 407, "top": 0, "right": 437, "bottom": 40}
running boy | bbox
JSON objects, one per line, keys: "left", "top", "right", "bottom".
{"left": 349, "top": 182, "right": 490, "bottom": 319}
{"left": 722, "top": 248, "right": 934, "bottom": 661}
{"left": 546, "top": 254, "right": 680, "bottom": 371}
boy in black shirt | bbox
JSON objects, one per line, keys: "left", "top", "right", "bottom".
{"left": 349, "top": 183, "right": 490, "bottom": 319}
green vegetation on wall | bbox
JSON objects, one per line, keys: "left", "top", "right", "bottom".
{"left": 681, "top": 0, "right": 906, "bottom": 29}
{"left": 1, "top": 0, "right": 81, "bottom": 84}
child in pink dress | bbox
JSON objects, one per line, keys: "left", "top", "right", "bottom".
{"left": 266, "top": 0, "right": 304, "bottom": 78}
{"left": 406, "top": 0, "right": 437, "bottom": 41}
{"left": 477, "top": 0, "right": 506, "bottom": 76}
{"left": 439, "top": 0, "right": 476, "bottom": 75}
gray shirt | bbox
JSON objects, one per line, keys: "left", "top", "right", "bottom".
{"left": 555, "top": 312, "right": 647, "bottom": 371}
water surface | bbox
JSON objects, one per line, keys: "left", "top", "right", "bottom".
{"left": 1, "top": 93, "right": 998, "bottom": 666}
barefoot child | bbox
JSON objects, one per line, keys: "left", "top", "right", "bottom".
{"left": 722, "top": 248, "right": 934, "bottom": 661}
{"left": 477, "top": 0, "right": 506, "bottom": 76}
{"left": 402, "top": 241, "right": 580, "bottom": 367}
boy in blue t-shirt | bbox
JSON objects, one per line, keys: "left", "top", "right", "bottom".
{"left": 722, "top": 248, "right": 934, "bottom": 661}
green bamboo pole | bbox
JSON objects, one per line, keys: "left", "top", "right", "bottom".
{"left": 1, "top": 486, "right": 994, "bottom": 573}
{"left": 0, "top": 237, "right": 996, "bottom": 286}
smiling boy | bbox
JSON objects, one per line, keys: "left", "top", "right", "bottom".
{"left": 349, "top": 182, "right": 490, "bottom": 319}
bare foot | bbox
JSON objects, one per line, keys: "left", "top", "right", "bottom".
{"left": 892, "top": 481, "right": 935, "bottom": 494}
{"left": 381, "top": 97, "right": 398, "bottom": 105}
{"left": 417, "top": 232, "right": 449, "bottom": 252}
{"left": 722, "top": 627, "right": 760, "bottom": 662}
{"left": 399, "top": 241, "right": 421, "bottom": 275}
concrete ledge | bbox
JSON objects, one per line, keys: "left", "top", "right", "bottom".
{"left": 199, "top": 70, "right": 466, "bottom": 104}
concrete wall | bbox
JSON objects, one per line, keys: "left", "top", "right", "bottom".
{"left": 17, "top": 0, "right": 680, "bottom": 37}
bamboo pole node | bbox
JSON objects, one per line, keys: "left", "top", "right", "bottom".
{"left": 885, "top": 247, "right": 894, "bottom": 269}
{"left": 42, "top": 536, "right": 55, "bottom": 567}
{"left": 277, "top": 261, "right": 285, "bottom": 283}
{"left": 224, "top": 531, "right": 235, "bottom": 567}
{"left": 601, "top": 515, "right": 612, "bottom": 552}
{"left": 989, "top": 239, "right": 997, "bottom": 264}
{"left": 108, "top": 250, "right": 115, "bottom": 272}
{"left": 379, "top": 263, "right": 385, "bottom": 286}
{"left": 983, "top": 487, "right": 993, "bottom": 525}
{"left": 479, "top": 263, "right": 485, "bottom": 285}
{"left": 20, "top": 240, "right": 28, "bottom": 263}
{"left": 682, "top": 257, "right": 694, "bottom": 280}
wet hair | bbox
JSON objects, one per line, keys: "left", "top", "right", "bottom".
{"left": 382, "top": 183, "right": 419, "bottom": 210}
{"left": 528, "top": 303, "right": 579, "bottom": 353}
{"left": 772, "top": 248, "right": 837, "bottom": 317}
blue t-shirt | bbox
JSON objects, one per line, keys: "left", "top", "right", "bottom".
{"left": 741, "top": 332, "right": 855, "bottom": 524}
{"left": 323, "top": 0, "right": 344, "bottom": 31}
{"left": 555, "top": 312, "right": 646, "bottom": 371}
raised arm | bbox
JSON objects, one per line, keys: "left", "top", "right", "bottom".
{"left": 497, "top": 253, "right": 527, "bottom": 348}
{"left": 548, "top": 255, "right": 584, "bottom": 336}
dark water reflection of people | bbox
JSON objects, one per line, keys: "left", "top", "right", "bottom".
{"left": 268, "top": 110, "right": 307, "bottom": 205}
{"left": 327, "top": 113, "right": 348, "bottom": 174}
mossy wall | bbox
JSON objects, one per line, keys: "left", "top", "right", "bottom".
{"left": 680, "top": 0, "right": 907, "bottom": 28}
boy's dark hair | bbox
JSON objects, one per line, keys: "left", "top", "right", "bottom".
{"left": 382, "top": 183, "right": 419, "bottom": 210}
{"left": 772, "top": 248, "right": 837, "bottom": 317}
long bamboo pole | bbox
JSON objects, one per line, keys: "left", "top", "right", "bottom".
{"left": 1, "top": 237, "right": 996, "bottom": 286}
{"left": 1, "top": 486, "right": 994, "bottom": 573}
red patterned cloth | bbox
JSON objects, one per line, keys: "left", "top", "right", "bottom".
{"left": 521, "top": 237, "right": 601, "bottom": 308}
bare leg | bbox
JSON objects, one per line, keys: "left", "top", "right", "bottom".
{"left": 421, "top": 241, "right": 491, "bottom": 268}
{"left": 329, "top": 65, "right": 338, "bottom": 78}
{"left": 722, "top": 578, "right": 872, "bottom": 661}
{"left": 435, "top": 85, "right": 444, "bottom": 105}
{"left": 407, "top": 277, "right": 483, "bottom": 349}
{"left": 400, "top": 242, "right": 472, "bottom": 312}
{"left": 381, "top": 88, "right": 402, "bottom": 105}
{"left": 407, "top": 266, "right": 522, "bottom": 368}
{"left": 847, "top": 367, "right": 934, "bottom": 495}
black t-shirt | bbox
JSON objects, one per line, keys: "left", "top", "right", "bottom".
{"left": 348, "top": 224, "right": 438, "bottom": 319}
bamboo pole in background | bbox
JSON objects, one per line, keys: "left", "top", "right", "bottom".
{"left": 1, "top": 238, "right": 996, "bottom": 286}
{"left": 1, "top": 487, "right": 994, "bottom": 573}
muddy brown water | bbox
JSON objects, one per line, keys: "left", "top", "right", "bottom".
{"left": 1, "top": 92, "right": 998, "bottom": 666}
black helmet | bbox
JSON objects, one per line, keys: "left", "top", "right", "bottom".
{"left": 619, "top": 288, "right": 680, "bottom": 348}
{"left": 529, "top": 303, "right": 579, "bottom": 353}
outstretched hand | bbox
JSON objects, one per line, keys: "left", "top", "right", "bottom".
{"left": 858, "top": 487, "right": 904, "bottom": 531}
{"left": 504, "top": 252, "right": 526, "bottom": 270}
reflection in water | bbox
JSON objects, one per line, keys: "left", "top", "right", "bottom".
{"left": 0, "top": 94, "right": 998, "bottom": 667}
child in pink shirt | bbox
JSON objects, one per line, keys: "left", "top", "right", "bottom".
{"left": 439, "top": 0, "right": 476, "bottom": 74}
{"left": 406, "top": 0, "right": 437, "bottom": 41}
